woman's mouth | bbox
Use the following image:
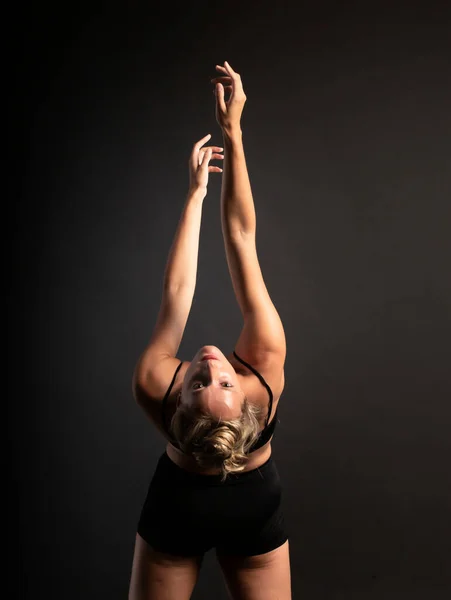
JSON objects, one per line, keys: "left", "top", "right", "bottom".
{"left": 201, "top": 354, "right": 219, "bottom": 361}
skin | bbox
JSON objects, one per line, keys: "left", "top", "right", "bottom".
{"left": 177, "top": 344, "right": 245, "bottom": 420}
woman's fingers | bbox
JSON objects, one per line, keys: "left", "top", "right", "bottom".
{"left": 200, "top": 153, "right": 224, "bottom": 164}
{"left": 224, "top": 60, "right": 239, "bottom": 74}
{"left": 193, "top": 133, "right": 211, "bottom": 152}
{"left": 212, "top": 86, "right": 232, "bottom": 95}
{"left": 199, "top": 147, "right": 212, "bottom": 166}
{"left": 224, "top": 61, "right": 244, "bottom": 96}
{"left": 215, "top": 82, "right": 227, "bottom": 113}
{"left": 199, "top": 148, "right": 224, "bottom": 155}
{"left": 199, "top": 147, "right": 224, "bottom": 164}
{"left": 190, "top": 133, "right": 209, "bottom": 163}
{"left": 211, "top": 76, "right": 232, "bottom": 83}
{"left": 189, "top": 136, "right": 223, "bottom": 189}
{"left": 212, "top": 76, "right": 233, "bottom": 100}
{"left": 199, "top": 145, "right": 223, "bottom": 155}
{"left": 200, "top": 149, "right": 224, "bottom": 173}
{"left": 223, "top": 61, "right": 239, "bottom": 79}
{"left": 216, "top": 62, "right": 240, "bottom": 81}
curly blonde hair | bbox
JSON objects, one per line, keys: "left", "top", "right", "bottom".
{"left": 170, "top": 396, "right": 264, "bottom": 483}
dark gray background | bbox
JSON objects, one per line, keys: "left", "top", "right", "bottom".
{"left": 10, "top": 1, "right": 451, "bottom": 598}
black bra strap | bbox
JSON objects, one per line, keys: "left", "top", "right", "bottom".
{"left": 161, "top": 360, "right": 183, "bottom": 437}
{"left": 233, "top": 351, "right": 274, "bottom": 427}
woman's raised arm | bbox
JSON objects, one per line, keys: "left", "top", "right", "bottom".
{"left": 163, "top": 135, "right": 223, "bottom": 294}
{"left": 213, "top": 62, "right": 255, "bottom": 237}
{"left": 212, "top": 62, "right": 286, "bottom": 368}
{"left": 133, "top": 136, "right": 223, "bottom": 402}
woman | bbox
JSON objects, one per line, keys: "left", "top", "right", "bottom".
{"left": 129, "top": 62, "right": 291, "bottom": 600}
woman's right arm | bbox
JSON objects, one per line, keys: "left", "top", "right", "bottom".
{"left": 213, "top": 62, "right": 286, "bottom": 369}
{"left": 214, "top": 64, "right": 255, "bottom": 238}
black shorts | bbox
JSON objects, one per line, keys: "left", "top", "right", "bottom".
{"left": 137, "top": 450, "right": 289, "bottom": 557}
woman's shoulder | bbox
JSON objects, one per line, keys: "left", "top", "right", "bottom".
{"left": 225, "top": 351, "right": 285, "bottom": 405}
{"left": 133, "top": 356, "right": 188, "bottom": 438}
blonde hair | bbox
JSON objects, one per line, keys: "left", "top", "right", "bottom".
{"left": 170, "top": 396, "right": 264, "bottom": 483}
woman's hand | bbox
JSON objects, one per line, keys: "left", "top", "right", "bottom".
{"left": 189, "top": 133, "right": 223, "bottom": 195}
{"left": 211, "top": 61, "right": 247, "bottom": 133}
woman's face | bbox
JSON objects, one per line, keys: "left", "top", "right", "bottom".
{"left": 179, "top": 345, "right": 244, "bottom": 420}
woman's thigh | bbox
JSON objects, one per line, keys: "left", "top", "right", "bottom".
{"left": 216, "top": 539, "right": 291, "bottom": 600}
{"left": 128, "top": 533, "right": 204, "bottom": 600}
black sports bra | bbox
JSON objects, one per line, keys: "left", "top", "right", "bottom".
{"left": 161, "top": 350, "right": 279, "bottom": 454}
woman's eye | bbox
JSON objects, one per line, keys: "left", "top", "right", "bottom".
{"left": 192, "top": 382, "right": 232, "bottom": 389}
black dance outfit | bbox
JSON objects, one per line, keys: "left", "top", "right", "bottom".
{"left": 136, "top": 351, "right": 288, "bottom": 556}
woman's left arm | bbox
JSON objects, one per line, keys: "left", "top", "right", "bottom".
{"left": 164, "top": 134, "right": 223, "bottom": 294}
{"left": 133, "top": 135, "right": 223, "bottom": 397}
{"left": 162, "top": 186, "right": 205, "bottom": 298}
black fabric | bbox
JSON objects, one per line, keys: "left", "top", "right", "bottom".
{"left": 137, "top": 450, "right": 288, "bottom": 556}
{"left": 160, "top": 351, "right": 279, "bottom": 453}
